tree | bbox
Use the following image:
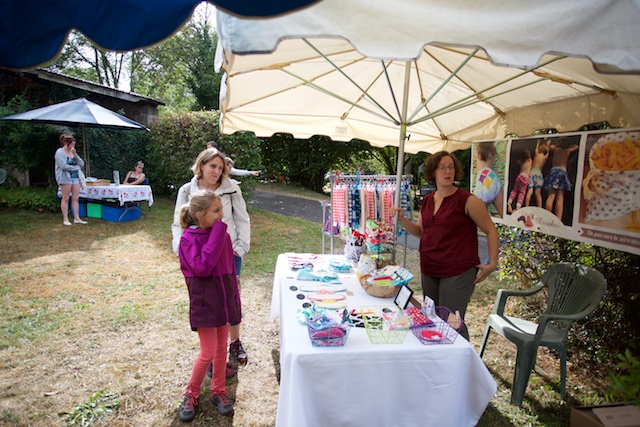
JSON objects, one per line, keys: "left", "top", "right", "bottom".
{"left": 44, "top": 4, "right": 220, "bottom": 112}
{"left": 183, "top": 21, "right": 221, "bottom": 110}
{"left": 130, "top": 17, "right": 221, "bottom": 111}
{"left": 47, "top": 32, "right": 129, "bottom": 90}
{"left": 129, "top": 35, "right": 195, "bottom": 111}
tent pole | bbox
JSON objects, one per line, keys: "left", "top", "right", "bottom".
{"left": 393, "top": 62, "right": 411, "bottom": 264}
{"left": 82, "top": 125, "right": 90, "bottom": 177}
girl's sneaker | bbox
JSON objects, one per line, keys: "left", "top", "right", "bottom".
{"left": 211, "top": 393, "right": 234, "bottom": 415}
{"left": 179, "top": 394, "right": 199, "bottom": 422}
{"left": 229, "top": 339, "right": 248, "bottom": 365}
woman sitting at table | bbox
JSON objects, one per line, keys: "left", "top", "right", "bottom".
{"left": 123, "top": 161, "right": 146, "bottom": 185}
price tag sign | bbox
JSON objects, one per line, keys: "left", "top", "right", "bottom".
{"left": 394, "top": 284, "right": 414, "bottom": 309}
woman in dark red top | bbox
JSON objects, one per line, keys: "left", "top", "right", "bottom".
{"left": 396, "top": 151, "right": 499, "bottom": 340}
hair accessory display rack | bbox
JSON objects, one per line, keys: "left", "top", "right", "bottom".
{"left": 323, "top": 172, "right": 413, "bottom": 266}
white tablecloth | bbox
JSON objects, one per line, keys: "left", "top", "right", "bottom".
{"left": 58, "top": 185, "right": 154, "bottom": 206}
{"left": 272, "top": 253, "right": 497, "bottom": 427}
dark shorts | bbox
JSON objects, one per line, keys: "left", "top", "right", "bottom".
{"left": 234, "top": 255, "right": 242, "bottom": 276}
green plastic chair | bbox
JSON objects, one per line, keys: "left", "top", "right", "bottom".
{"left": 479, "top": 262, "right": 607, "bottom": 406}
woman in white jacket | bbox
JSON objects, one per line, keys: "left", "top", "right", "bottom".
{"left": 172, "top": 148, "right": 251, "bottom": 365}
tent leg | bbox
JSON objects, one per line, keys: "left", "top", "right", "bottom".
{"left": 392, "top": 62, "right": 412, "bottom": 263}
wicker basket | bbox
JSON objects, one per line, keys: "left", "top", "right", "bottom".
{"left": 359, "top": 275, "right": 400, "bottom": 298}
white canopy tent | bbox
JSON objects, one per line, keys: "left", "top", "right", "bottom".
{"left": 215, "top": 0, "right": 640, "bottom": 180}
{"left": 216, "top": 42, "right": 640, "bottom": 154}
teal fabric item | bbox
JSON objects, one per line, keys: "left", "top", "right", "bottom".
{"left": 296, "top": 269, "right": 341, "bottom": 284}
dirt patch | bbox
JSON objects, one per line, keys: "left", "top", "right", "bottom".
{"left": 0, "top": 214, "right": 281, "bottom": 427}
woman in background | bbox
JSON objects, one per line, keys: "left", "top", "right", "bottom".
{"left": 123, "top": 161, "right": 146, "bottom": 185}
{"left": 54, "top": 132, "right": 87, "bottom": 226}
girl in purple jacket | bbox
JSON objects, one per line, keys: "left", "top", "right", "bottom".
{"left": 177, "top": 190, "right": 241, "bottom": 421}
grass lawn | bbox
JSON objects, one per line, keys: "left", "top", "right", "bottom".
{"left": 0, "top": 184, "right": 609, "bottom": 426}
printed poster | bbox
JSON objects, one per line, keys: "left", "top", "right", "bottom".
{"left": 471, "top": 129, "right": 640, "bottom": 255}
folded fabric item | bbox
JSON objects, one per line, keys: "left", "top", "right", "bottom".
{"left": 296, "top": 268, "right": 342, "bottom": 284}
{"left": 299, "top": 283, "right": 347, "bottom": 293}
{"left": 328, "top": 257, "right": 352, "bottom": 273}
{"left": 405, "top": 307, "right": 434, "bottom": 327}
{"left": 311, "top": 327, "right": 346, "bottom": 339}
{"left": 308, "top": 290, "right": 347, "bottom": 302}
{"left": 315, "top": 300, "right": 348, "bottom": 309}
{"left": 369, "top": 265, "right": 413, "bottom": 286}
{"left": 420, "top": 330, "right": 444, "bottom": 341}
{"left": 366, "top": 276, "right": 394, "bottom": 286}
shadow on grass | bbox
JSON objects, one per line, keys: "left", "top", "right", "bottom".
{"left": 0, "top": 198, "right": 175, "bottom": 266}
{"left": 477, "top": 402, "right": 514, "bottom": 427}
{"left": 272, "top": 348, "right": 281, "bottom": 384}
{"left": 165, "top": 363, "right": 240, "bottom": 426}
{"left": 482, "top": 363, "right": 573, "bottom": 426}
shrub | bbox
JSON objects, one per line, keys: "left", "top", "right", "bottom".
{"left": 606, "top": 349, "right": 640, "bottom": 405}
{"left": 0, "top": 187, "right": 58, "bottom": 212}
{"left": 145, "top": 111, "right": 262, "bottom": 197}
{"left": 497, "top": 225, "right": 640, "bottom": 366}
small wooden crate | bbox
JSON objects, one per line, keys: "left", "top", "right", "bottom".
{"left": 86, "top": 179, "right": 110, "bottom": 186}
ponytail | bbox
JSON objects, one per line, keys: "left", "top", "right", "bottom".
{"left": 179, "top": 203, "right": 197, "bottom": 229}
{"left": 179, "top": 189, "right": 220, "bottom": 229}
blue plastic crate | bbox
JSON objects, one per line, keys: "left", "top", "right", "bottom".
{"left": 102, "top": 203, "right": 141, "bottom": 222}
{"left": 67, "top": 201, "right": 87, "bottom": 218}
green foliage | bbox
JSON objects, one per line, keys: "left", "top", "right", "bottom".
{"left": 183, "top": 21, "right": 222, "bottom": 110}
{"left": 145, "top": 111, "right": 262, "bottom": 197}
{"left": 64, "top": 390, "right": 120, "bottom": 427}
{"left": 129, "top": 17, "right": 221, "bottom": 112}
{"left": 130, "top": 39, "right": 196, "bottom": 112}
{"left": 455, "top": 148, "right": 472, "bottom": 191}
{"left": 82, "top": 126, "right": 150, "bottom": 180}
{"left": 0, "top": 187, "right": 59, "bottom": 212}
{"left": 606, "top": 349, "right": 640, "bottom": 405}
{"left": 497, "top": 224, "right": 640, "bottom": 366}
{"left": 262, "top": 134, "right": 371, "bottom": 192}
{"left": 0, "top": 94, "right": 60, "bottom": 184}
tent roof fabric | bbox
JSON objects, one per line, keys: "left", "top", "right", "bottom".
{"left": 215, "top": 0, "right": 640, "bottom": 154}
{"left": 216, "top": 41, "right": 640, "bottom": 153}
{"left": 217, "top": 0, "right": 640, "bottom": 74}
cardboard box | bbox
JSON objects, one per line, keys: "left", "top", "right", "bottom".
{"left": 102, "top": 203, "right": 141, "bottom": 223}
{"left": 571, "top": 403, "right": 640, "bottom": 427}
{"left": 87, "top": 202, "right": 102, "bottom": 219}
